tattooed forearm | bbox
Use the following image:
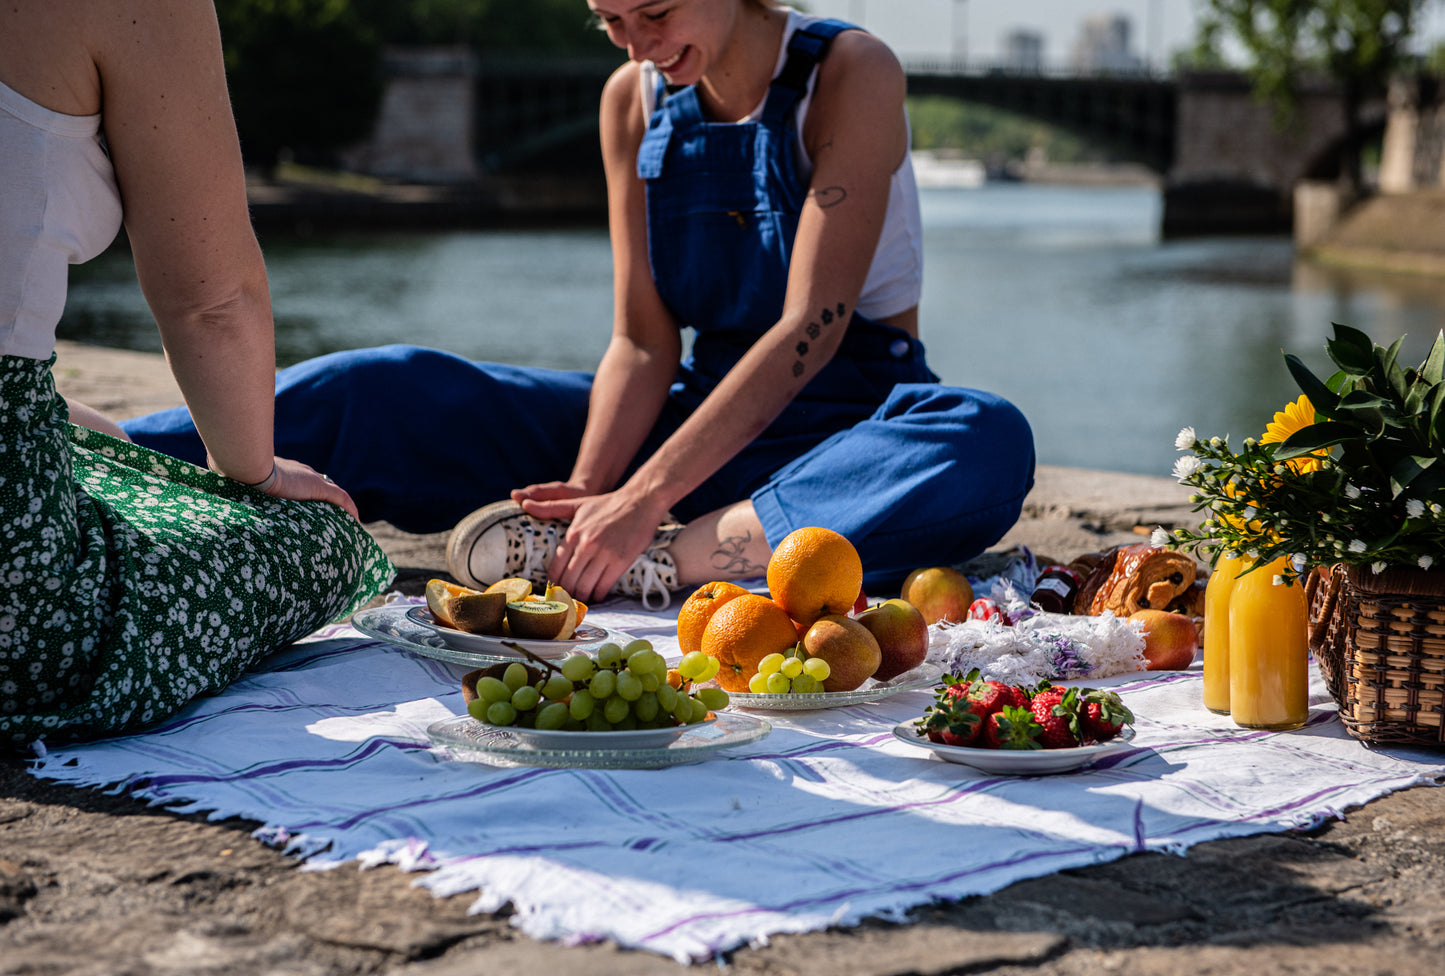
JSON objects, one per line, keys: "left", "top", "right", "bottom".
{"left": 791, "top": 302, "right": 849, "bottom": 378}
{"left": 710, "top": 534, "right": 768, "bottom": 576}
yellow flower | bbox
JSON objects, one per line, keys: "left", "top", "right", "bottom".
{"left": 1262, "top": 395, "right": 1327, "bottom": 474}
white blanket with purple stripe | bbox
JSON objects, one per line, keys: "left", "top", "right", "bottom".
{"left": 28, "top": 597, "right": 1445, "bottom": 963}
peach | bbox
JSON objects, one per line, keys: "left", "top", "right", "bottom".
{"left": 1130, "top": 609, "right": 1200, "bottom": 670}
{"left": 900, "top": 566, "right": 974, "bottom": 625}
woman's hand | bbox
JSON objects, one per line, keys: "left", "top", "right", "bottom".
{"left": 253, "top": 458, "right": 360, "bottom": 520}
{"left": 520, "top": 487, "right": 671, "bottom": 603}
{"left": 511, "top": 481, "right": 590, "bottom": 505}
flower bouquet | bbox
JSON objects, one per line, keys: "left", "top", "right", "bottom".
{"left": 1159, "top": 323, "right": 1445, "bottom": 747}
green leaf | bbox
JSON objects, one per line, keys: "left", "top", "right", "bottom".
{"left": 1389, "top": 454, "right": 1435, "bottom": 494}
{"left": 1422, "top": 331, "right": 1445, "bottom": 385}
{"left": 1327, "top": 323, "right": 1376, "bottom": 373}
{"left": 1382, "top": 336, "right": 1409, "bottom": 400}
{"left": 1275, "top": 422, "right": 1356, "bottom": 457}
{"left": 1284, "top": 354, "right": 1340, "bottom": 415}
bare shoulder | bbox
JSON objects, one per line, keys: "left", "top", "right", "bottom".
{"left": 599, "top": 59, "right": 648, "bottom": 153}
{"left": 817, "top": 28, "right": 905, "bottom": 95}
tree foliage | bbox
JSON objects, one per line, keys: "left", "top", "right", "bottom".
{"left": 1193, "top": 0, "right": 1429, "bottom": 188}
{"left": 217, "top": 0, "right": 383, "bottom": 170}
{"left": 1195, "top": 0, "right": 1424, "bottom": 112}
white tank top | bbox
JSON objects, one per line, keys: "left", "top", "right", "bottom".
{"left": 0, "top": 78, "right": 123, "bottom": 360}
{"left": 640, "top": 9, "right": 923, "bottom": 320}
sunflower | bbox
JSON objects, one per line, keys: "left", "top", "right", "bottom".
{"left": 1262, "top": 395, "right": 1328, "bottom": 474}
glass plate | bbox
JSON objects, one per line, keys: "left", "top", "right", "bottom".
{"left": 405, "top": 606, "right": 609, "bottom": 660}
{"left": 351, "top": 604, "right": 622, "bottom": 669}
{"left": 890, "top": 724, "right": 1138, "bottom": 775}
{"left": 427, "top": 711, "right": 772, "bottom": 769}
{"left": 725, "top": 661, "right": 947, "bottom": 711}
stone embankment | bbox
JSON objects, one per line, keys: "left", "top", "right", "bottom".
{"left": 3, "top": 342, "right": 1443, "bottom": 975}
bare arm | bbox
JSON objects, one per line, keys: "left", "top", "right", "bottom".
{"left": 87, "top": 0, "right": 355, "bottom": 514}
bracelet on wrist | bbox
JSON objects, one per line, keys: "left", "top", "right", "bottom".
{"left": 208, "top": 456, "right": 279, "bottom": 492}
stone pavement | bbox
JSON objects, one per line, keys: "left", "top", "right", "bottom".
{"left": 2, "top": 343, "right": 1443, "bottom": 974}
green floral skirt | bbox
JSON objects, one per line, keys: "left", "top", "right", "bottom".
{"left": 0, "top": 354, "right": 394, "bottom": 745}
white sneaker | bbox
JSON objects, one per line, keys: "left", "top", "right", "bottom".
{"left": 445, "top": 501, "right": 684, "bottom": 610}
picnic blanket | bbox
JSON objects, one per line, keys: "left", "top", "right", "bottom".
{"left": 27, "top": 595, "right": 1445, "bottom": 963}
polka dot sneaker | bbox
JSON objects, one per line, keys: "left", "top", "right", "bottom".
{"left": 445, "top": 501, "right": 685, "bottom": 610}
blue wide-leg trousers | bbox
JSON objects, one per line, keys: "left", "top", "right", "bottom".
{"left": 122, "top": 344, "right": 1034, "bottom": 588}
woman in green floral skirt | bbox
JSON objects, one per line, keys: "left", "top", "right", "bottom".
{"left": 0, "top": 1, "right": 394, "bottom": 745}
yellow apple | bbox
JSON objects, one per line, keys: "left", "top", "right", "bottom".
{"left": 800, "top": 614, "right": 882, "bottom": 692}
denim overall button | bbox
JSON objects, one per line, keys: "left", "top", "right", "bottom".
{"left": 889, "top": 338, "right": 911, "bottom": 359}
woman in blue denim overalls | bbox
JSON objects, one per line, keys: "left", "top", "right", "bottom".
{"left": 126, "top": 0, "right": 1035, "bottom": 610}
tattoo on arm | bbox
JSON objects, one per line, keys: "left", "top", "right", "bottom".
{"left": 710, "top": 533, "right": 768, "bottom": 577}
{"left": 792, "top": 302, "right": 849, "bottom": 378}
{"left": 810, "top": 185, "right": 847, "bottom": 208}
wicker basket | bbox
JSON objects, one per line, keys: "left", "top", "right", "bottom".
{"left": 1307, "top": 563, "right": 1445, "bottom": 748}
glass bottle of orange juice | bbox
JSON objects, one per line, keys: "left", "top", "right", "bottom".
{"left": 1202, "top": 553, "right": 1246, "bottom": 714}
{"left": 1228, "top": 555, "right": 1308, "bottom": 730}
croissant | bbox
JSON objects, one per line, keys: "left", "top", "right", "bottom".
{"left": 1078, "top": 543, "right": 1199, "bottom": 617}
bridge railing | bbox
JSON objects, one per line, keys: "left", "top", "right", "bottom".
{"left": 900, "top": 57, "right": 1173, "bottom": 81}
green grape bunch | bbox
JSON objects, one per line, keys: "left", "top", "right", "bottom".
{"left": 748, "top": 645, "right": 831, "bottom": 694}
{"left": 466, "top": 639, "right": 729, "bottom": 733}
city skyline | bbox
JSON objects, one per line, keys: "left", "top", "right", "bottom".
{"left": 802, "top": 1, "right": 1445, "bottom": 68}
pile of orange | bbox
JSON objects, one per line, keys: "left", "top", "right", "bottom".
{"left": 684, "top": 527, "right": 867, "bottom": 692}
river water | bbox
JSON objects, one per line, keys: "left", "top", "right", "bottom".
{"left": 59, "top": 183, "right": 1445, "bottom": 479}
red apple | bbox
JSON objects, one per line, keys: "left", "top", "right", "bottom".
{"left": 852, "top": 587, "right": 869, "bottom": 616}
{"left": 855, "top": 598, "right": 930, "bottom": 681}
{"left": 900, "top": 566, "right": 974, "bottom": 626}
{"left": 1129, "top": 609, "right": 1199, "bottom": 670}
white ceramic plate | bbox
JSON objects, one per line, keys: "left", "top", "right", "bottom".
{"left": 890, "top": 724, "right": 1137, "bottom": 775}
{"left": 724, "top": 661, "right": 946, "bottom": 711}
{"left": 427, "top": 711, "right": 772, "bottom": 769}
{"left": 405, "top": 606, "right": 608, "bottom": 660}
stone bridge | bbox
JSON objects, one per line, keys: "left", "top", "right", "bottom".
{"left": 352, "top": 48, "right": 1378, "bottom": 235}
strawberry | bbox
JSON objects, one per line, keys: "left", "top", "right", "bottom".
{"left": 1079, "top": 689, "right": 1133, "bottom": 743}
{"left": 980, "top": 704, "right": 1043, "bottom": 750}
{"left": 916, "top": 672, "right": 985, "bottom": 746}
{"left": 1029, "top": 686, "right": 1081, "bottom": 749}
{"left": 968, "top": 679, "right": 1027, "bottom": 719}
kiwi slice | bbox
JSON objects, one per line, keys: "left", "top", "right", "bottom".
{"left": 447, "top": 591, "right": 507, "bottom": 635}
{"left": 505, "top": 600, "right": 571, "bottom": 640}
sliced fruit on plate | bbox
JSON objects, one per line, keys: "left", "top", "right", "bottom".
{"left": 425, "top": 578, "right": 473, "bottom": 628}
{"left": 484, "top": 577, "right": 533, "bottom": 602}
{"left": 544, "top": 583, "right": 580, "bottom": 640}
{"left": 506, "top": 599, "right": 571, "bottom": 639}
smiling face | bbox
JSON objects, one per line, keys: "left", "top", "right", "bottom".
{"left": 588, "top": 0, "right": 767, "bottom": 86}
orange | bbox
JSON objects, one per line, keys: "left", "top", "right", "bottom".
{"left": 766, "top": 526, "right": 864, "bottom": 628}
{"left": 677, "top": 581, "right": 751, "bottom": 654}
{"left": 700, "top": 593, "right": 801, "bottom": 692}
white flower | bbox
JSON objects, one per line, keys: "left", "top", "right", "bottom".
{"left": 1242, "top": 506, "right": 1257, "bottom": 521}
{"left": 1321, "top": 513, "right": 1330, "bottom": 523}
{"left": 1348, "top": 539, "right": 1368, "bottom": 554}
{"left": 1246, "top": 549, "right": 1259, "bottom": 560}
{"left": 1271, "top": 574, "right": 1286, "bottom": 585}
{"left": 1420, "top": 554, "right": 1435, "bottom": 570}
{"left": 1292, "top": 553, "right": 1307, "bottom": 573}
{"left": 1344, "top": 484, "right": 1361, "bottom": 500}
{"left": 1372, "top": 561, "right": 1388, "bottom": 574}
{"left": 1210, "top": 436, "right": 1222, "bottom": 448}
{"left": 1175, "top": 427, "right": 1197, "bottom": 450}
{"left": 1172, "top": 455, "right": 1202, "bottom": 480}
{"left": 1406, "top": 498, "right": 1426, "bottom": 519}
{"left": 1150, "top": 527, "right": 1171, "bottom": 547}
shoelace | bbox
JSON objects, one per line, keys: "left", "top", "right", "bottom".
{"left": 622, "top": 558, "right": 673, "bottom": 612}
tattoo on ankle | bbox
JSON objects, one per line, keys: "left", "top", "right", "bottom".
{"left": 711, "top": 534, "right": 767, "bottom": 577}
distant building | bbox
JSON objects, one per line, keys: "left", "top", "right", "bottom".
{"left": 1003, "top": 29, "right": 1044, "bottom": 74}
{"left": 1070, "top": 13, "right": 1143, "bottom": 74}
